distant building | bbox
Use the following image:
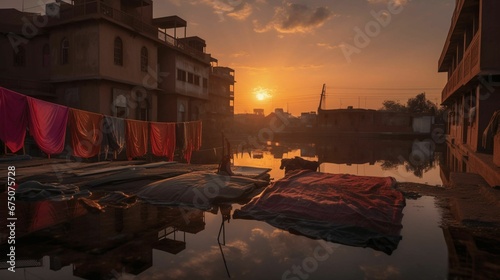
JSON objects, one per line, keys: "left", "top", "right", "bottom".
{"left": 253, "top": 108, "right": 264, "bottom": 116}
{"left": 438, "top": 0, "right": 500, "bottom": 186}
{"left": 0, "top": 0, "right": 229, "bottom": 124}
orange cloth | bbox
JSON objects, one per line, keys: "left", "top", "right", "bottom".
{"left": 125, "top": 119, "right": 149, "bottom": 160}
{"left": 150, "top": 122, "right": 176, "bottom": 161}
{"left": 183, "top": 121, "right": 202, "bottom": 163}
{"left": 69, "top": 109, "right": 103, "bottom": 158}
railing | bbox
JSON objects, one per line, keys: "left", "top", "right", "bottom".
{"left": 442, "top": 31, "right": 480, "bottom": 102}
{"left": 52, "top": 1, "right": 210, "bottom": 63}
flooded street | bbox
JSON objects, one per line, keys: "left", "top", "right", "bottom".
{"left": 1, "top": 138, "right": 474, "bottom": 280}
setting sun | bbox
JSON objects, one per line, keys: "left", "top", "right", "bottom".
{"left": 254, "top": 87, "right": 272, "bottom": 101}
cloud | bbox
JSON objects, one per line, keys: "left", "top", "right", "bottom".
{"left": 254, "top": 2, "right": 333, "bottom": 34}
{"left": 367, "top": 0, "right": 409, "bottom": 7}
{"left": 317, "top": 42, "right": 339, "bottom": 50}
{"left": 230, "top": 51, "right": 250, "bottom": 58}
{"left": 193, "top": 0, "right": 254, "bottom": 21}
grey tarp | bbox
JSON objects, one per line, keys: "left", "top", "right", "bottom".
{"left": 136, "top": 171, "right": 269, "bottom": 210}
{"left": 16, "top": 181, "right": 91, "bottom": 201}
{"left": 101, "top": 116, "right": 126, "bottom": 159}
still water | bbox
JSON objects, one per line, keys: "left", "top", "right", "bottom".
{"left": 1, "top": 139, "right": 451, "bottom": 280}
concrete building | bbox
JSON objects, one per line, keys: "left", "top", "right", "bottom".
{"left": 438, "top": 0, "right": 500, "bottom": 186}
{"left": 0, "top": 0, "right": 226, "bottom": 124}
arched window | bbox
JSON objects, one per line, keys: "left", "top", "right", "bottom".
{"left": 42, "top": 44, "right": 50, "bottom": 67}
{"left": 60, "top": 38, "right": 69, "bottom": 65}
{"left": 141, "top": 46, "right": 148, "bottom": 72}
{"left": 13, "top": 46, "right": 26, "bottom": 67}
{"left": 114, "top": 37, "right": 123, "bottom": 66}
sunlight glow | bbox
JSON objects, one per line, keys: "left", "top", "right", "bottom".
{"left": 254, "top": 87, "right": 272, "bottom": 101}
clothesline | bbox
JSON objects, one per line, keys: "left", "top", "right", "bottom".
{"left": 0, "top": 87, "right": 202, "bottom": 162}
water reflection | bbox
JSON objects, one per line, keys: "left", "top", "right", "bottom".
{"left": 234, "top": 137, "right": 443, "bottom": 185}
{"left": 2, "top": 139, "right": 500, "bottom": 279}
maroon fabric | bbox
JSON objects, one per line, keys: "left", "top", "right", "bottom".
{"left": 150, "top": 122, "right": 176, "bottom": 161}
{"left": 0, "top": 87, "right": 28, "bottom": 153}
{"left": 125, "top": 119, "right": 149, "bottom": 160}
{"left": 27, "top": 97, "right": 69, "bottom": 156}
{"left": 183, "top": 121, "right": 202, "bottom": 163}
{"left": 234, "top": 170, "right": 405, "bottom": 254}
{"left": 69, "top": 109, "right": 103, "bottom": 158}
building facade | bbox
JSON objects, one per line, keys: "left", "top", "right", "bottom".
{"left": 0, "top": 0, "right": 230, "bottom": 125}
{"left": 438, "top": 0, "right": 500, "bottom": 186}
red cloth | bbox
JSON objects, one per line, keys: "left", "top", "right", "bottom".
{"left": 0, "top": 87, "right": 28, "bottom": 153}
{"left": 27, "top": 97, "right": 69, "bottom": 156}
{"left": 125, "top": 119, "right": 149, "bottom": 160}
{"left": 150, "top": 122, "right": 176, "bottom": 161}
{"left": 183, "top": 121, "right": 202, "bottom": 163}
{"left": 69, "top": 109, "right": 103, "bottom": 158}
{"left": 234, "top": 170, "right": 405, "bottom": 254}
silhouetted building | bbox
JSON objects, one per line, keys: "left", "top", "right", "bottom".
{"left": 438, "top": 0, "right": 500, "bottom": 186}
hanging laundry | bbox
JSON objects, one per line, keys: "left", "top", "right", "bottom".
{"left": 69, "top": 109, "right": 103, "bottom": 158}
{"left": 101, "top": 116, "right": 126, "bottom": 159}
{"left": 125, "top": 119, "right": 149, "bottom": 160}
{"left": 183, "top": 121, "right": 202, "bottom": 163}
{"left": 150, "top": 122, "right": 176, "bottom": 161}
{"left": 0, "top": 87, "right": 28, "bottom": 153}
{"left": 27, "top": 97, "right": 69, "bottom": 156}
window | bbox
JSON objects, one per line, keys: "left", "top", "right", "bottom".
{"left": 177, "top": 69, "right": 186, "bottom": 81}
{"left": 60, "top": 38, "right": 69, "bottom": 65}
{"left": 114, "top": 37, "right": 123, "bottom": 66}
{"left": 13, "top": 46, "right": 26, "bottom": 67}
{"left": 187, "top": 72, "right": 194, "bottom": 84}
{"left": 141, "top": 46, "right": 148, "bottom": 72}
{"left": 42, "top": 44, "right": 50, "bottom": 67}
{"left": 203, "top": 78, "right": 208, "bottom": 89}
{"left": 194, "top": 75, "right": 200, "bottom": 86}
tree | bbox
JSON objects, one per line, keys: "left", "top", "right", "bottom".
{"left": 406, "top": 93, "right": 437, "bottom": 114}
{"left": 379, "top": 100, "right": 408, "bottom": 112}
{"left": 380, "top": 93, "right": 439, "bottom": 115}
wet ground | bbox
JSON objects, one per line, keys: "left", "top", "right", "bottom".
{"left": 1, "top": 140, "right": 500, "bottom": 279}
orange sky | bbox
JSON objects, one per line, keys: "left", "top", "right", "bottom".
{"left": 2, "top": 0, "right": 456, "bottom": 116}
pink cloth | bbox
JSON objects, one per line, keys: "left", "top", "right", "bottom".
{"left": 69, "top": 108, "right": 103, "bottom": 158}
{"left": 183, "top": 121, "right": 202, "bottom": 163}
{"left": 0, "top": 87, "right": 28, "bottom": 153}
{"left": 27, "top": 97, "right": 69, "bottom": 156}
{"left": 125, "top": 119, "right": 149, "bottom": 160}
{"left": 150, "top": 122, "right": 176, "bottom": 161}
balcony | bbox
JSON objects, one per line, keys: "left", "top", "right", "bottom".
{"left": 49, "top": 1, "right": 210, "bottom": 63}
{"left": 442, "top": 31, "right": 480, "bottom": 103}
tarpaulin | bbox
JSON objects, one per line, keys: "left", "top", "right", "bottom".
{"left": 69, "top": 108, "right": 103, "bottom": 158}
{"left": 125, "top": 119, "right": 148, "bottom": 160}
{"left": 27, "top": 97, "right": 69, "bottom": 156}
{"left": 234, "top": 170, "right": 406, "bottom": 255}
{"left": 137, "top": 171, "right": 269, "bottom": 210}
{"left": 150, "top": 122, "right": 176, "bottom": 161}
{"left": 101, "top": 116, "right": 126, "bottom": 159}
{"left": 183, "top": 121, "right": 202, "bottom": 163}
{"left": 0, "top": 87, "right": 28, "bottom": 153}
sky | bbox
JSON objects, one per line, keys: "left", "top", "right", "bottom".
{"left": 1, "top": 0, "right": 456, "bottom": 115}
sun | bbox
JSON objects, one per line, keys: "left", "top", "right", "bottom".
{"left": 254, "top": 87, "right": 272, "bottom": 101}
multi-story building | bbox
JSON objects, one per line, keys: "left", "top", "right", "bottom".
{"left": 206, "top": 64, "right": 235, "bottom": 127}
{"left": 0, "top": 0, "right": 225, "bottom": 124}
{"left": 438, "top": 0, "right": 500, "bottom": 186}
